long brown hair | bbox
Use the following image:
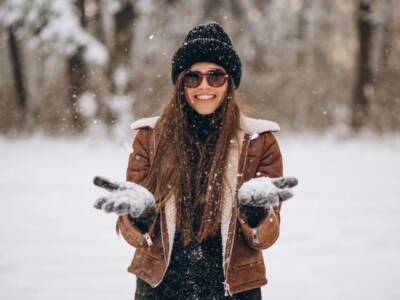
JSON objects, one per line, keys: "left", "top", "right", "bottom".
{"left": 142, "top": 71, "right": 242, "bottom": 246}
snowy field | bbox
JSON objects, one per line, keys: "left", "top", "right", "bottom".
{"left": 1, "top": 132, "right": 400, "bottom": 300}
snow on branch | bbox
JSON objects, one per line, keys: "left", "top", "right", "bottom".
{"left": 0, "top": 0, "right": 109, "bottom": 65}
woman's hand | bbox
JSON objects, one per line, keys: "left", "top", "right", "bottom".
{"left": 92, "top": 176, "right": 156, "bottom": 218}
{"left": 238, "top": 176, "right": 298, "bottom": 209}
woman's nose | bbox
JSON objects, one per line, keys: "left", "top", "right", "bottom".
{"left": 198, "top": 75, "right": 209, "bottom": 89}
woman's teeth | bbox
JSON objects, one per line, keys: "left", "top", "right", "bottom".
{"left": 195, "top": 95, "right": 216, "bottom": 100}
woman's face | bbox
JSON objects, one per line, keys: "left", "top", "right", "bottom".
{"left": 183, "top": 62, "right": 228, "bottom": 115}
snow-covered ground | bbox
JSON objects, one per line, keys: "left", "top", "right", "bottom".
{"left": 1, "top": 132, "right": 399, "bottom": 300}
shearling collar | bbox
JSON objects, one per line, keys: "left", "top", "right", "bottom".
{"left": 239, "top": 112, "right": 280, "bottom": 133}
{"left": 130, "top": 113, "right": 280, "bottom": 134}
{"left": 130, "top": 116, "right": 160, "bottom": 130}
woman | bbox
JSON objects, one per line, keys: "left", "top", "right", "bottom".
{"left": 94, "top": 22, "right": 298, "bottom": 299}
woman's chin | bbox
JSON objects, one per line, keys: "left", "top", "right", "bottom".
{"left": 189, "top": 99, "right": 223, "bottom": 115}
{"left": 192, "top": 106, "right": 217, "bottom": 115}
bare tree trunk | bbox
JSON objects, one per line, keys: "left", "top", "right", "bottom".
{"left": 67, "top": 49, "right": 87, "bottom": 132}
{"left": 66, "top": 0, "right": 87, "bottom": 132}
{"left": 8, "top": 26, "right": 26, "bottom": 128}
{"left": 94, "top": 0, "right": 106, "bottom": 44}
{"left": 108, "top": 1, "right": 136, "bottom": 94}
{"left": 351, "top": 0, "right": 374, "bottom": 131}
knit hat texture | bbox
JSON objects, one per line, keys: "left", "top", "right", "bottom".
{"left": 171, "top": 21, "right": 242, "bottom": 89}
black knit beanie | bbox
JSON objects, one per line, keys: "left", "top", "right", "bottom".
{"left": 171, "top": 21, "right": 242, "bottom": 89}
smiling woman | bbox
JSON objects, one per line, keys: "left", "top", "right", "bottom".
{"left": 93, "top": 21, "right": 298, "bottom": 300}
{"left": 183, "top": 63, "right": 229, "bottom": 115}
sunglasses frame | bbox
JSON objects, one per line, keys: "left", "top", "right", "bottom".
{"left": 182, "top": 68, "right": 229, "bottom": 88}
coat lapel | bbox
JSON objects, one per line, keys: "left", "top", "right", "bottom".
{"left": 160, "top": 194, "right": 176, "bottom": 267}
{"left": 220, "top": 129, "right": 243, "bottom": 276}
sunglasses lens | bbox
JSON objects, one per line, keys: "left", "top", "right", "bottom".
{"left": 208, "top": 70, "right": 227, "bottom": 87}
{"left": 183, "top": 71, "right": 201, "bottom": 88}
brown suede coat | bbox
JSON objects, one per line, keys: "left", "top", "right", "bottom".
{"left": 116, "top": 112, "right": 283, "bottom": 297}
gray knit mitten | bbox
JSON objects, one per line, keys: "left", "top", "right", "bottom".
{"left": 238, "top": 176, "right": 298, "bottom": 208}
{"left": 238, "top": 176, "right": 298, "bottom": 227}
{"left": 93, "top": 176, "right": 156, "bottom": 220}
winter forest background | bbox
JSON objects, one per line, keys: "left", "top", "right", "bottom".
{"left": 1, "top": 1, "right": 400, "bottom": 300}
{"left": 1, "top": 0, "right": 400, "bottom": 136}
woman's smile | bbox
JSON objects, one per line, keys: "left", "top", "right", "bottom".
{"left": 195, "top": 94, "right": 217, "bottom": 100}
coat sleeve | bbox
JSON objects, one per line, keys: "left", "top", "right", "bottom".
{"left": 116, "top": 128, "right": 156, "bottom": 248}
{"left": 238, "top": 131, "right": 283, "bottom": 250}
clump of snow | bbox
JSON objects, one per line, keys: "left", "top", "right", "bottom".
{"left": 238, "top": 177, "right": 283, "bottom": 207}
{"left": 108, "top": 94, "right": 135, "bottom": 141}
{"left": 101, "top": 0, "right": 123, "bottom": 15}
{"left": 112, "top": 66, "right": 130, "bottom": 93}
{"left": 0, "top": 0, "right": 109, "bottom": 65}
{"left": 77, "top": 92, "right": 98, "bottom": 118}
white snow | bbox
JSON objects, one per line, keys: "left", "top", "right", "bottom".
{"left": 0, "top": 133, "right": 399, "bottom": 299}
{"left": 77, "top": 92, "right": 98, "bottom": 118}
{"left": 238, "top": 176, "right": 282, "bottom": 207}
{"left": 112, "top": 66, "right": 130, "bottom": 93}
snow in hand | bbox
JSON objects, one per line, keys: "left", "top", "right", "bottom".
{"left": 238, "top": 176, "right": 295, "bottom": 208}
{"left": 93, "top": 178, "right": 155, "bottom": 218}
{"left": 0, "top": 133, "right": 400, "bottom": 300}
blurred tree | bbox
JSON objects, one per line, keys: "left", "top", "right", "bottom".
{"left": 370, "top": 0, "right": 399, "bottom": 132}
{"left": 351, "top": 0, "right": 374, "bottom": 131}
{"left": 107, "top": 0, "right": 137, "bottom": 94}
{"left": 68, "top": 0, "right": 87, "bottom": 132}
{"left": 7, "top": 25, "right": 26, "bottom": 126}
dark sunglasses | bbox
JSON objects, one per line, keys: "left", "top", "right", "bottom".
{"left": 182, "top": 69, "right": 229, "bottom": 88}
